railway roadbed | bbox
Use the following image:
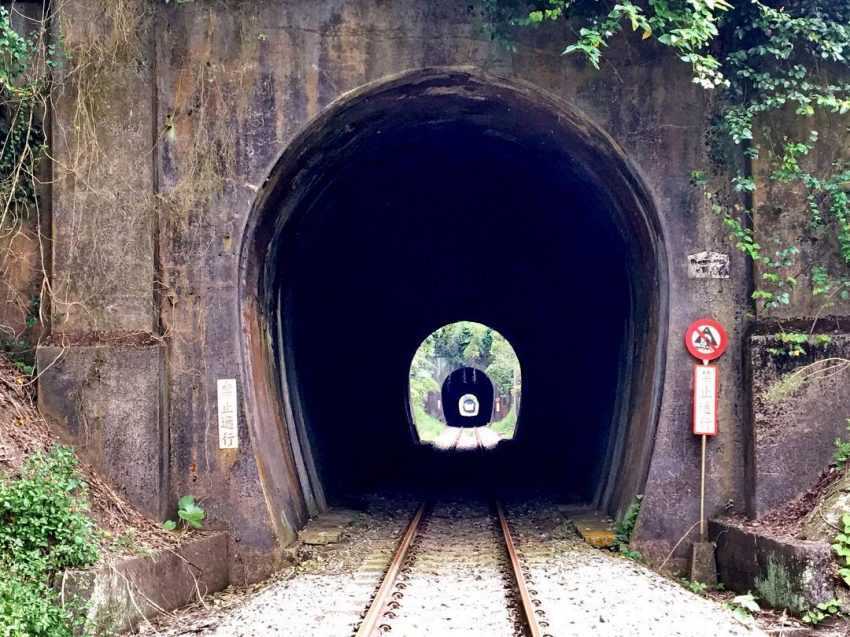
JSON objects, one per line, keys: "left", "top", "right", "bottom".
{"left": 138, "top": 495, "right": 776, "bottom": 637}
{"left": 354, "top": 500, "right": 530, "bottom": 636}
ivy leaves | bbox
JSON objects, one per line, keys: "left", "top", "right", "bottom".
{"left": 832, "top": 512, "right": 850, "bottom": 586}
{"left": 0, "top": 6, "right": 49, "bottom": 217}
{"left": 0, "top": 7, "right": 32, "bottom": 91}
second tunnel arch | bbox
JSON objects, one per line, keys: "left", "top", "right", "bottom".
{"left": 238, "top": 67, "right": 669, "bottom": 540}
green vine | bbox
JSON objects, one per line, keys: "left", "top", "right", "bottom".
{"left": 484, "top": 0, "right": 850, "bottom": 314}
{"left": 0, "top": 6, "right": 51, "bottom": 220}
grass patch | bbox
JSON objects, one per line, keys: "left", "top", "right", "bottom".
{"left": 489, "top": 400, "right": 518, "bottom": 437}
{"left": 412, "top": 402, "right": 446, "bottom": 442}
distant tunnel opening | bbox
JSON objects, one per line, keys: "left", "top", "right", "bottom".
{"left": 241, "top": 69, "right": 667, "bottom": 529}
{"left": 409, "top": 321, "right": 522, "bottom": 444}
{"left": 442, "top": 367, "right": 494, "bottom": 429}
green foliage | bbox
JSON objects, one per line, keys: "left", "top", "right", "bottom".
{"left": 726, "top": 592, "right": 761, "bottom": 622}
{"left": 484, "top": 0, "right": 850, "bottom": 314}
{"left": 0, "top": 446, "right": 99, "bottom": 636}
{"left": 802, "top": 598, "right": 842, "bottom": 624}
{"left": 835, "top": 420, "right": 850, "bottom": 468}
{"left": 0, "top": 6, "right": 49, "bottom": 216}
{"left": 614, "top": 494, "right": 643, "bottom": 560}
{"left": 0, "top": 336, "right": 35, "bottom": 375}
{"left": 684, "top": 579, "right": 708, "bottom": 596}
{"left": 489, "top": 397, "right": 519, "bottom": 438}
{"left": 408, "top": 321, "right": 522, "bottom": 440}
{"left": 765, "top": 331, "right": 831, "bottom": 357}
{"left": 163, "top": 494, "right": 206, "bottom": 531}
{"left": 414, "top": 321, "right": 520, "bottom": 396}
{"left": 831, "top": 511, "right": 850, "bottom": 586}
{"left": 177, "top": 495, "right": 205, "bottom": 528}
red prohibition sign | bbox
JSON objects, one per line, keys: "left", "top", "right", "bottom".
{"left": 685, "top": 318, "right": 728, "bottom": 362}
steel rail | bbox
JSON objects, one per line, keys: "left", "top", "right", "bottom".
{"left": 355, "top": 502, "right": 427, "bottom": 637}
{"left": 496, "top": 501, "right": 544, "bottom": 637}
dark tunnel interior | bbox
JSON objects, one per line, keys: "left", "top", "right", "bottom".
{"left": 275, "top": 119, "right": 635, "bottom": 505}
{"left": 442, "top": 367, "right": 495, "bottom": 428}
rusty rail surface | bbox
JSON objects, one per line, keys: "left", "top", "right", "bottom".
{"left": 496, "top": 501, "right": 544, "bottom": 637}
{"left": 354, "top": 502, "right": 427, "bottom": 637}
{"left": 357, "top": 500, "right": 545, "bottom": 637}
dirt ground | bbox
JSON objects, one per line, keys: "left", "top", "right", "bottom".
{"left": 0, "top": 356, "right": 180, "bottom": 562}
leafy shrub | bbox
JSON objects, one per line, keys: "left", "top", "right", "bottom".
{"left": 614, "top": 494, "right": 643, "bottom": 560}
{"left": 802, "top": 598, "right": 842, "bottom": 625}
{"left": 727, "top": 593, "right": 761, "bottom": 623}
{"left": 0, "top": 446, "right": 99, "bottom": 636}
{"left": 0, "top": 575, "right": 79, "bottom": 637}
{"left": 831, "top": 512, "right": 850, "bottom": 587}
{"left": 163, "top": 494, "right": 205, "bottom": 531}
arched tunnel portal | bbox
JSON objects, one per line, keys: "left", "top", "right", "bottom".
{"left": 239, "top": 68, "right": 668, "bottom": 535}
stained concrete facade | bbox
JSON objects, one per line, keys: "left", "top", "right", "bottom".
{"left": 28, "top": 0, "right": 847, "bottom": 583}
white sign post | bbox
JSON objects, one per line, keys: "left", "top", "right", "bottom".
{"left": 685, "top": 318, "right": 728, "bottom": 543}
{"left": 693, "top": 362, "right": 718, "bottom": 542}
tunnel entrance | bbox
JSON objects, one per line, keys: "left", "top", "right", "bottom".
{"left": 409, "top": 321, "right": 521, "bottom": 446}
{"left": 240, "top": 69, "right": 667, "bottom": 530}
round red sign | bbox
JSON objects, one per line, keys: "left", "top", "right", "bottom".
{"left": 685, "top": 318, "right": 728, "bottom": 362}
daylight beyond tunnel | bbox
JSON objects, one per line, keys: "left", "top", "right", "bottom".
{"left": 258, "top": 74, "right": 664, "bottom": 513}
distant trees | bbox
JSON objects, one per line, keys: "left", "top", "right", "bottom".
{"left": 410, "top": 321, "right": 520, "bottom": 407}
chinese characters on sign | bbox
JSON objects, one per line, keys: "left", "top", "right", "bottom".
{"left": 217, "top": 379, "right": 238, "bottom": 449}
{"left": 693, "top": 365, "right": 718, "bottom": 436}
{"left": 687, "top": 251, "right": 730, "bottom": 279}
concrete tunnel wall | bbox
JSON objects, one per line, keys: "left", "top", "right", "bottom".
{"left": 38, "top": 0, "right": 753, "bottom": 582}
{"left": 241, "top": 69, "right": 667, "bottom": 521}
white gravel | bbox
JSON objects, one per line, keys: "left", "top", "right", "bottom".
{"left": 507, "top": 500, "right": 767, "bottom": 637}
{"left": 380, "top": 500, "right": 521, "bottom": 636}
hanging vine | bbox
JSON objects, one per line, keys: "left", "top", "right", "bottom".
{"left": 484, "top": 0, "right": 850, "bottom": 314}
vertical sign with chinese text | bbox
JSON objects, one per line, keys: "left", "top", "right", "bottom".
{"left": 692, "top": 365, "right": 718, "bottom": 436}
{"left": 217, "top": 379, "right": 239, "bottom": 449}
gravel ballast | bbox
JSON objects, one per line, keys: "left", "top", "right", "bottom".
{"left": 140, "top": 495, "right": 768, "bottom": 636}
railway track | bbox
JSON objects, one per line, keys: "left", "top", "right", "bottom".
{"left": 354, "top": 500, "right": 550, "bottom": 637}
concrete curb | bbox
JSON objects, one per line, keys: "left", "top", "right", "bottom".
{"left": 58, "top": 532, "right": 229, "bottom": 634}
{"left": 710, "top": 520, "right": 838, "bottom": 614}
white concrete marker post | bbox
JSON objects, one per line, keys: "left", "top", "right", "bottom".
{"left": 685, "top": 318, "right": 728, "bottom": 583}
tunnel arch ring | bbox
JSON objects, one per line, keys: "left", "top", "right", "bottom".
{"left": 238, "top": 65, "right": 669, "bottom": 539}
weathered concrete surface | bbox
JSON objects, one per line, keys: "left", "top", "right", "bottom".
{"left": 0, "top": 5, "right": 48, "bottom": 341}
{"left": 59, "top": 533, "right": 228, "bottom": 635}
{"left": 50, "top": 2, "right": 157, "bottom": 334}
{"left": 37, "top": 344, "right": 166, "bottom": 519}
{"left": 297, "top": 508, "right": 360, "bottom": 544}
{"left": 41, "top": 0, "right": 765, "bottom": 581}
{"left": 0, "top": 224, "right": 42, "bottom": 338}
{"left": 570, "top": 513, "right": 616, "bottom": 549}
{"left": 711, "top": 520, "right": 839, "bottom": 614}
{"left": 752, "top": 106, "right": 850, "bottom": 320}
{"left": 690, "top": 541, "right": 718, "bottom": 586}
{"left": 749, "top": 334, "right": 850, "bottom": 517}
{"left": 801, "top": 469, "right": 850, "bottom": 542}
